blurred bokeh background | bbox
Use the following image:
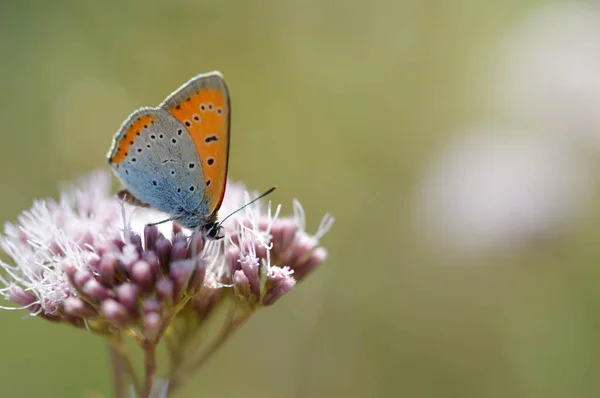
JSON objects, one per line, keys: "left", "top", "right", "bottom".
{"left": 3, "top": 0, "right": 600, "bottom": 397}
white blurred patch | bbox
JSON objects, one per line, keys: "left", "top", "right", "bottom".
{"left": 491, "top": 2, "right": 600, "bottom": 149}
{"left": 414, "top": 132, "right": 593, "bottom": 254}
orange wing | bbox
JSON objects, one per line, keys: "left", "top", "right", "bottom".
{"left": 160, "top": 72, "right": 230, "bottom": 217}
{"left": 108, "top": 113, "right": 156, "bottom": 166}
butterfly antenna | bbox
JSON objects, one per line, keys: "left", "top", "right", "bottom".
{"left": 148, "top": 217, "right": 177, "bottom": 227}
{"left": 217, "top": 186, "right": 278, "bottom": 227}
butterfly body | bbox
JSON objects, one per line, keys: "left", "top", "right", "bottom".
{"left": 107, "top": 72, "right": 230, "bottom": 234}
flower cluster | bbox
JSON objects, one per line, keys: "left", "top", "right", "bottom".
{"left": 0, "top": 171, "right": 333, "bottom": 396}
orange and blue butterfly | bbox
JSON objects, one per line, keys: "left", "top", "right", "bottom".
{"left": 107, "top": 71, "right": 231, "bottom": 238}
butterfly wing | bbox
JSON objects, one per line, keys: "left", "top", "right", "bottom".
{"left": 159, "top": 71, "right": 230, "bottom": 220}
{"left": 107, "top": 107, "right": 208, "bottom": 218}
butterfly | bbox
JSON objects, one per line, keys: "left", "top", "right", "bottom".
{"left": 107, "top": 71, "right": 230, "bottom": 238}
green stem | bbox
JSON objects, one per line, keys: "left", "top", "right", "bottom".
{"left": 108, "top": 343, "right": 126, "bottom": 398}
{"left": 141, "top": 342, "right": 157, "bottom": 398}
{"left": 109, "top": 333, "right": 141, "bottom": 396}
{"left": 168, "top": 311, "right": 251, "bottom": 394}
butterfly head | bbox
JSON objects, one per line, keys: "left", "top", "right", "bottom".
{"left": 202, "top": 221, "right": 224, "bottom": 240}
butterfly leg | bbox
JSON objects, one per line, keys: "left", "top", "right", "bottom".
{"left": 117, "top": 189, "right": 151, "bottom": 208}
{"left": 147, "top": 217, "right": 177, "bottom": 227}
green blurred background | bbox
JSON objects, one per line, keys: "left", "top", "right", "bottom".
{"left": 3, "top": 0, "right": 600, "bottom": 397}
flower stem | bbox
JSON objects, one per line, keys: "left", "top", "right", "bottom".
{"left": 193, "top": 313, "right": 250, "bottom": 370}
{"left": 109, "top": 343, "right": 126, "bottom": 398}
{"left": 109, "top": 333, "right": 141, "bottom": 396}
{"left": 168, "top": 311, "right": 251, "bottom": 394}
{"left": 141, "top": 341, "right": 157, "bottom": 398}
